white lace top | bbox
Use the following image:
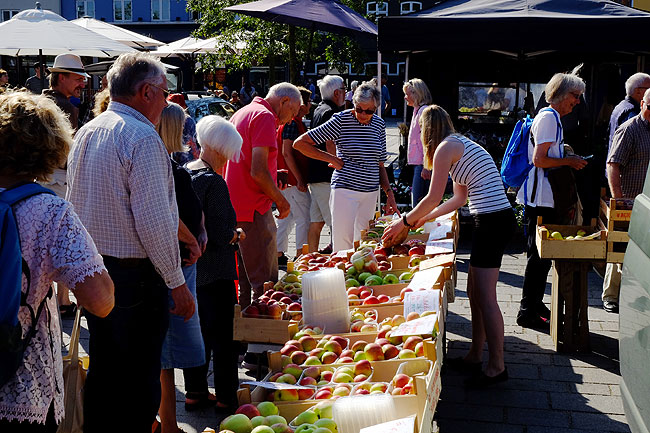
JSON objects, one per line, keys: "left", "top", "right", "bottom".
{"left": 0, "top": 192, "right": 105, "bottom": 425}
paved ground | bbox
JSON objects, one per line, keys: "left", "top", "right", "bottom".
{"left": 60, "top": 119, "right": 630, "bottom": 432}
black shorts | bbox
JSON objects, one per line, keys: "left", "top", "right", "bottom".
{"left": 470, "top": 208, "right": 517, "bottom": 268}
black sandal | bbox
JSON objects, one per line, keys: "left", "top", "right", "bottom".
{"left": 465, "top": 368, "right": 509, "bottom": 388}
{"left": 445, "top": 357, "right": 483, "bottom": 374}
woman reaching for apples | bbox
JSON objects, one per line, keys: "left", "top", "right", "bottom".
{"left": 382, "top": 105, "right": 516, "bottom": 387}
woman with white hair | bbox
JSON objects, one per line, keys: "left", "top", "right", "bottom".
{"left": 183, "top": 115, "right": 244, "bottom": 415}
{"left": 294, "top": 81, "right": 399, "bottom": 251}
{"left": 403, "top": 78, "right": 433, "bottom": 206}
{"left": 516, "top": 67, "right": 589, "bottom": 330}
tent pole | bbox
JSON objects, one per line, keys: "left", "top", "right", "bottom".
{"left": 377, "top": 50, "right": 382, "bottom": 119}
{"left": 403, "top": 53, "right": 410, "bottom": 124}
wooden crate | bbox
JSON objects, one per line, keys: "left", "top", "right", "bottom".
{"left": 599, "top": 194, "right": 633, "bottom": 263}
{"left": 233, "top": 305, "right": 299, "bottom": 344}
{"left": 536, "top": 217, "right": 606, "bottom": 260}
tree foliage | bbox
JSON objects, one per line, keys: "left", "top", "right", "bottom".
{"left": 186, "top": 0, "right": 372, "bottom": 78}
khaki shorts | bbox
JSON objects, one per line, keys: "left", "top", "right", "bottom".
{"left": 308, "top": 182, "right": 332, "bottom": 226}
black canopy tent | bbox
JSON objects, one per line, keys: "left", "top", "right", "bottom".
{"left": 378, "top": 0, "right": 650, "bottom": 54}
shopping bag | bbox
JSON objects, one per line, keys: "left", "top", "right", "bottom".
{"left": 57, "top": 308, "right": 85, "bottom": 433}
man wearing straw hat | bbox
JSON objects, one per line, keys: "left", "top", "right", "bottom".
{"left": 43, "top": 53, "right": 89, "bottom": 131}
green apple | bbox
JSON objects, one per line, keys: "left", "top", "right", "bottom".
{"left": 346, "top": 266, "right": 358, "bottom": 277}
{"left": 382, "top": 274, "right": 399, "bottom": 284}
{"left": 252, "top": 426, "right": 275, "bottom": 433}
{"left": 364, "top": 275, "right": 383, "bottom": 286}
{"left": 398, "top": 272, "right": 413, "bottom": 282}
{"left": 295, "top": 425, "right": 318, "bottom": 433}
{"left": 313, "top": 429, "right": 333, "bottom": 433}
{"left": 294, "top": 410, "right": 319, "bottom": 426}
{"left": 265, "top": 415, "right": 287, "bottom": 426}
{"left": 315, "top": 418, "right": 338, "bottom": 433}
{"left": 257, "top": 401, "right": 279, "bottom": 417}
{"left": 271, "top": 424, "right": 293, "bottom": 433}
{"left": 313, "top": 400, "right": 334, "bottom": 419}
{"left": 220, "top": 414, "right": 253, "bottom": 433}
{"left": 251, "top": 416, "right": 266, "bottom": 427}
{"left": 358, "top": 272, "right": 372, "bottom": 283}
{"left": 346, "top": 278, "right": 360, "bottom": 288}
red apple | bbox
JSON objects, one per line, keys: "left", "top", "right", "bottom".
{"left": 377, "top": 294, "right": 390, "bottom": 303}
{"left": 393, "top": 373, "right": 410, "bottom": 388}
{"left": 235, "top": 403, "right": 260, "bottom": 418}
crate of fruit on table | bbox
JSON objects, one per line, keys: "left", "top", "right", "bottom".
{"left": 599, "top": 191, "right": 634, "bottom": 263}
{"left": 536, "top": 217, "right": 606, "bottom": 260}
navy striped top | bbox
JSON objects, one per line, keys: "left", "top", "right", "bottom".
{"left": 307, "top": 110, "right": 387, "bottom": 193}
{"left": 448, "top": 134, "right": 511, "bottom": 215}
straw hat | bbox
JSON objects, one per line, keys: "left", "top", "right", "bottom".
{"left": 48, "top": 54, "right": 90, "bottom": 78}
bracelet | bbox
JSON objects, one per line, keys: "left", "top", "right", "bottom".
{"left": 403, "top": 214, "right": 414, "bottom": 228}
{"left": 231, "top": 229, "right": 241, "bottom": 245}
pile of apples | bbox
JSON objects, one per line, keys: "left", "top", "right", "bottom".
{"left": 390, "top": 372, "right": 415, "bottom": 396}
{"left": 272, "top": 272, "right": 303, "bottom": 295}
{"left": 349, "top": 309, "right": 379, "bottom": 333}
{"left": 300, "top": 359, "right": 373, "bottom": 387}
{"left": 280, "top": 334, "right": 350, "bottom": 366}
{"left": 293, "top": 252, "right": 348, "bottom": 273}
{"left": 219, "top": 401, "right": 291, "bottom": 433}
{"left": 289, "top": 401, "right": 337, "bottom": 433}
{"left": 243, "top": 290, "right": 302, "bottom": 319}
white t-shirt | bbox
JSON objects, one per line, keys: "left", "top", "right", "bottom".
{"left": 516, "top": 108, "right": 563, "bottom": 208}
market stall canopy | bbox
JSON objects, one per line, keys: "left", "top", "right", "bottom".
{"left": 378, "top": 0, "right": 650, "bottom": 54}
{"left": 71, "top": 17, "right": 164, "bottom": 49}
{"left": 0, "top": 5, "right": 136, "bottom": 57}
{"left": 151, "top": 36, "right": 204, "bottom": 57}
{"left": 224, "top": 0, "right": 377, "bottom": 37}
{"left": 179, "top": 37, "right": 222, "bottom": 54}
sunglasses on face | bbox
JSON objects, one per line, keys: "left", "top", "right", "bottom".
{"left": 148, "top": 82, "right": 170, "bottom": 98}
{"left": 354, "top": 106, "right": 376, "bottom": 115}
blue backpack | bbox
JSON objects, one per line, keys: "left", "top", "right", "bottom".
{"left": 500, "top": 115, "right": 536, "bottom": 189}
{"left": 0, "top": 182, "right": 55, "bottom": 387}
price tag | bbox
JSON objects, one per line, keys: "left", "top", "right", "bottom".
{"left": 391, "top": 314, "right": 437, "bottom": 337}
{"left": 425, "top": 220, "right": 453, "bottom": 240}
{"left": 404, "top": 289, "right": 440, "bottom": 316}
{"left": 425, "top": 239, "right": 454, "bottom": 256}
{"left": 242, "top": 381, "right": 312, "bottom": 390}
{"left": 407, "top": 267, "right": 444, "bottom": 291}
{"left": 359, "top": 415, "right": 416, "bottom": 433}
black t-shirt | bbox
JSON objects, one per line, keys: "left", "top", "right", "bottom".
{"left": 307, "top": 99, "right": 341, "bottom": 184}
{"left": 172, "top": 160, "right": 203, "bottom": 259}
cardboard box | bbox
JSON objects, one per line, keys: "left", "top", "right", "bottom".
{"left": 233, "top": 305, "right": 299, "bottom": 344}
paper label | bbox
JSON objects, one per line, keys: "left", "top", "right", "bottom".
{"left": 407, "top": 267, "right": 444, "bottom": 291}
{"left": 425, "top": 239, "right": 454, "bottom": 256}
{"left": 404, "top": 289, "right": 440, "bottom": 316}
{"left": 359, "top": 415, "right": 416, "bottom": 433}
{"left": 391, "top": 314, "right": 437, "bottom": 337}
{"left": 425, "top": 220, "right": 454, "bottom": 240}
{"left": 242, "top": 381, "right": 312, "bottom": 390}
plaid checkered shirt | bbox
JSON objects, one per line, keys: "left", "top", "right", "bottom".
{"left": 608, "top": 113, "right": 650, "bottom": 198}
{"left": 66, "top": 101, "right": 185, "bottom": 289}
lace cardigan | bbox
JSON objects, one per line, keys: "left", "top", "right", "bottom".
{"left": 0, "top": 192, "right": 105, "bottom": 425}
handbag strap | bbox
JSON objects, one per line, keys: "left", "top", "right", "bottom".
{"left": 68, "top": 308, "right": 82, "bottom": 363}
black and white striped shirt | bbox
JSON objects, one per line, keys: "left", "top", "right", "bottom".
{"left": 307, "top": 110, "right": 387, "bottom": 193}
{"left": 448, "top": 134, "right": 511, "bottom": 215}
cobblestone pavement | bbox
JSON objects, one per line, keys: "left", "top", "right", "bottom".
{"left": 60, "top": 119, "right": 630, "bottom": 432}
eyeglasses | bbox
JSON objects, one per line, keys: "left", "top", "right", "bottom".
{"left": 354, "top": 106, "right": 376, "bottom": 115}
{"left": 569, "top": 92, "right": 581, "bottom": 100}
{"left": 148, "top": 82, "right": 170, "bottom": 99}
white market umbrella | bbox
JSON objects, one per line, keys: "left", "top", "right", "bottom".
{"left": 71, "top": 17, "right": 164, "bottom": 49}
{"left": 0, "top": 5, "right": 136, "bottom": 57}
{"left": 180, "top": 37, "right": 221, "bottom": 54}
{"left": 151, "top": 36, "right": 205, "bottom": 57}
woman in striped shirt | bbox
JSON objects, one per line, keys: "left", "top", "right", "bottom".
{"left": 294, "top": 82, "right": 399, "bottom": 251}
{"left": 383, "top": 105, "right": 516, "bottom": 387}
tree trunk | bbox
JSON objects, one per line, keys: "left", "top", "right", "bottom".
{"left": 288, "top": 25, "right": 297, "bottom": 84}
{"left": 268, "top": 50, "right": 276, "bottom": 88}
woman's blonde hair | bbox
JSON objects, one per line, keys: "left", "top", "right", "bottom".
{"left": 92, "top": 88, "right": 111, "bottom": 118}
{"left": 0, "top": 90, "right": 73, "bottom": 181}
{"left": 419, "top": 105, "right": 456, "bottom": 170}
{"left": 545, "top": 64, "right": 586, "bottom": 105}
{"left": 156, "top": 102, "right": 187, "bottom": 154}
{"left": 403, "top": 78, "right": 432, "bottom": 107}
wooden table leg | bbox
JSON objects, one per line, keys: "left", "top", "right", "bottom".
{"left": 551, "top": 260, "right": 591, "bottom": 353}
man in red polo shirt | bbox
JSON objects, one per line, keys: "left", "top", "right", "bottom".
{"left": 226, "top": 82, "right": 301, "bottom": 307}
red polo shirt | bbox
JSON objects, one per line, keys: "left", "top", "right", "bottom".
{"left": 225, "top": 97, "right": 279, "bottom": 222}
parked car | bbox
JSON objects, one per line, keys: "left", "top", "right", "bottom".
{"left": 185, "top": 93, "right": 237, "bottom": 123}
{"left": 619, "top": 169, "right": 650, "bottom": 433}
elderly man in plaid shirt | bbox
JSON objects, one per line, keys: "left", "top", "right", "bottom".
{"left": 603, "top": 88, "right": 650, "bottom": 314}
{"left": 66, "top": 52, "right": 194, "bottom": 433}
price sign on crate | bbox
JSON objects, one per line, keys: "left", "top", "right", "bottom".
{"left": 404, "top": 289, "right": 440, "bottom": 317}
{"left": 360, "top": 415, "right": 416, "bottom": 433}
{"left": 407, "top": 267, "right": 444, "bottom": 291}
{"left": 391, "top": 314, "right": 438, "bottom": 337}
{"left": 425, "top": 239, "right": 454, "bottom": 256}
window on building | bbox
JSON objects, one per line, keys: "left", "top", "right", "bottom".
{"left": 76, "top": 1, "right": 95, "bottom": 18}
{"left": 152, "top": 0, "right": 170, "bottom": 21}
{"left": 114, "top": 0, "right": 132, "bottom": 21}
{"left": 400, "top": 1, "right": 422, "bottom": 14}
{"left": 191, "top": 10, "right": 202, "bottom": 21}
{"left": 366, "top": 2, "right": 388, "bottom": 17}
{"left": 1, "top": 10, "right": 19, "bottom": 21}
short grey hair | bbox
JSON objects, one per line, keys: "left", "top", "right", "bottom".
{"left": 319, "top": 75, "right": 344, "bottom": 101}
{"left": 625, "top": 72, "right": 650, "bottom": 97}
{"left": 545, "top": 64, "right": 586, "bottom": 105}
{"left": 353, "top": 81, "right": 380, "bottom": 108}
{"left": 350, "top": 80, "right": 359, "bottom": 91}
{"left": 644, "top": 88, "right": 650, "bottom": 105}
{"left": 196, "top": 115, "right": 243, "bottom": 163}
{"left": 107, "top": 52, "right": 166, "bottom": 99}
{"left": 266, "top": 82, "right": 301, "bottom": 102}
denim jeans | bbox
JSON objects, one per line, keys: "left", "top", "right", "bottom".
{"left": 411, "top": 165, "right": 431, "bottom": 208}
{"left": 83, "top": 257, "right": 169, "bottom": 433}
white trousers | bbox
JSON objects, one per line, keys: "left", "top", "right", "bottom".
{"left": 276, "top": 186, "right": 311, "bottom": 255}
{"left": 330, "top": 187, "right": 378, "bottom": 252}
{"left": 602, "top": 262, "right": 621, "bottom": 302}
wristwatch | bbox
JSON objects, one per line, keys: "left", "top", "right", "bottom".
{"left": 402, "top": 214, "right": 414, "bottom": 228}
{"left": 231, "top": 229, "right": 241, "bottom": 245}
